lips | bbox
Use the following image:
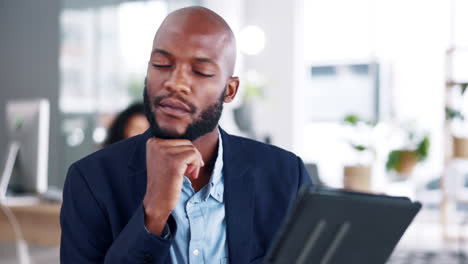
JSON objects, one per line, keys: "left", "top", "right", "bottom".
{"left": 157, "top": 98, "right": 192, "bottom": 117}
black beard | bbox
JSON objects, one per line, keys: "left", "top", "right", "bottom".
{"left": 143, "top": 79, "right": 225, "bottom": 141}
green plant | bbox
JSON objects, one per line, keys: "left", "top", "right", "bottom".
{"left": 461, "top": 83, "right": 467, "bottom": 95}
{"left": 416, "top": 135, "right": 430, "bottom": 160}
{"left": 445, "top": 83, "right": 467, "bottom": 123}
{"left": 344, "top": 114, "right": 376, "bottom": 127}
{"left": 352, "top": 145, "right": 367, "bottom": 152}
{"left": 385, "top": 135, "right": 430, "bottom": 172}
{"left": 446, "top": 106, "right": 464, "bottom": 121}
{"left": 344, "top": 114, "right": 360, "bottom": 125}
{"left": 343, "top": 114, "right": 377, "bottom": 153}
{"left": 386, "top": 150, "right": 402, "bottom": 171}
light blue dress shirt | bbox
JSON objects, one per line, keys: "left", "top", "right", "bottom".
{"left": 169, "top": 131, "right": 228, "bottom": 264}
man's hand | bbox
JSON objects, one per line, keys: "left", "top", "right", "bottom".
{"left": 143, "top": 138, "right": 204, "bottom": 235}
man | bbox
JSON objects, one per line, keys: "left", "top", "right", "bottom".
{"left": 60, "top": 6, "right": 312, "bottom": 264}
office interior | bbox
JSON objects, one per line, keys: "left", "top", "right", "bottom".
{"left": 1, "top": 0, "right": 468, "bottom": 263}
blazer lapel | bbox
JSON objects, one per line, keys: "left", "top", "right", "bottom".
{"left": 127, "top": 129, "right": 151, "bottom": 208}
{"left": 220, "top": 128, "right": 255, "bottom": 264}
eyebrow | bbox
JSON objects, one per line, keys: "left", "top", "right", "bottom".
{"left": 194, "top": 57, "right": 216, "bottom": 65}
{"left": 151, "top": 48, "right": 172, "bottom": 56}
{"left": 151, "top": 48, "right": 217, "bottom": 65}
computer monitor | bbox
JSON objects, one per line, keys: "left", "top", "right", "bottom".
{"left": 0, "top": 99, "right": 49, "bottom": 204}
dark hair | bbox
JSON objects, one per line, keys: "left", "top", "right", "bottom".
{"left": 103, "top": 102, "right": 146, "bottom": 146}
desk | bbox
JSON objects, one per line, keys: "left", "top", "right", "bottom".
{"left": 0, "top": 202, "right": 61, "bottom": 247}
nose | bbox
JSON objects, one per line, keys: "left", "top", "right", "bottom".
{"left": 163, "top": 64, "right": 191, "bottom": 94}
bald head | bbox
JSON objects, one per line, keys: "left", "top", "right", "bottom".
{"left": 153, "top": 6, "right": 237, "bottom": 76}
{"left": 162, "top": 7, "right": 234, "bottom": 38}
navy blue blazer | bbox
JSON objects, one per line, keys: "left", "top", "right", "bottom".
{"left": 60, "top": 128, "right": 312, "bottom": 263}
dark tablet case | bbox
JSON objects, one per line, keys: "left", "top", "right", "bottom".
{"left": 265, "top": 186, "right": 422, "bottom": 264}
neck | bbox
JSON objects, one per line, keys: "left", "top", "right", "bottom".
{"left": 189, "top": 126, "right": 220, "bottom": 191}
{"left": 192, "top": 126, "right": 219, "bottom": 164}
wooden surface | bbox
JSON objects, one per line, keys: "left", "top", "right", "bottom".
{"left": 0, "top": 202, "right": 61, "bottom": 247}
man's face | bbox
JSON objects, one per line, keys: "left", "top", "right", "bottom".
{"left": 144, "top": 18, "right": 237, "bottom": 141}
{"left": 143, "top": 81, "right": 224, "bottom": 141}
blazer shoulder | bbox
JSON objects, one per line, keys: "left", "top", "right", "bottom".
{"left": 228, "top": 134, "right": 299, "bottom": 161}
{"left": 72, "top": 134, "right": 142, "bottom": 170}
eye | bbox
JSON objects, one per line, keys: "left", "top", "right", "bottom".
{"left": 193, "top": 70, "right": 215, "bottom": 78}
{"left": 152, "top": 63, "right": 171, "bottom": 68}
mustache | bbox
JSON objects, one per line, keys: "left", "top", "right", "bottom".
{"left": 152, "top": 93, "right": 197, "bottom": 114}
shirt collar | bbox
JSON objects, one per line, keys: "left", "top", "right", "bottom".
{"left": 206, "top": 128, "right": 224, "bottom": 203}
{"left": 210, "top": 128, "right": 223, "bottom": 187}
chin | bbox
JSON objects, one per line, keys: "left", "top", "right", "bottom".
{"left": 156, "top": 112, "right": 190, "bottom": 130}
{"left": 159, "top": 124, "right": 187, "bottom": 136}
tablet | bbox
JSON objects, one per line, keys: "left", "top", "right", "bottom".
{"left": 265, "top": 186, "right": 421, "bottom": 264}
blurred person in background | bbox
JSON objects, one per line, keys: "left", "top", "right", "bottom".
{"left": 103, "top": 102, "right": 149, "bottom": 146}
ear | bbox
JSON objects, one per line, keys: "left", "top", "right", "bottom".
{"left": 223, "top": 77, "right": 239, "bottom": 103}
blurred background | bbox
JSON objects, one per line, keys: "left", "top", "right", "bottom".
{"left": 1, "top": 0, "right": 468, "bottom": 263}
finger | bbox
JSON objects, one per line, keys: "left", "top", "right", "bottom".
{"left": 151, "top": 138, "right": 193, "bottom": 147}
{"left": 185, "top": 155, "right": 203, "bottom": 176}
{"left": 168, "top": 146, "right": 204, "bottom": 167}
{"left": 175, "top": 148, "right": 202, "bottom": 169}
{"left": 165, "top": 145, "right": 200, "bottom": 154}
{"left": 186, "top": 164, "right": 194, "bottom": 175}
{"left": 146, "top": 138, "right": 193, "bottom": 152}
{"left": 185, "top": 164, "right": 200, "bottom": 179}
{"left": 190, "top": 166, "right": 200, "bottom": 179}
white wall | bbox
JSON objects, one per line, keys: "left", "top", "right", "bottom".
{"left": 240, "top": 0, "right": 305, "bottom": 151}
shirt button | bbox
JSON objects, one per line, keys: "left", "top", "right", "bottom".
{"left": 193, "top": 249, "right": 199, "bottom": 256}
